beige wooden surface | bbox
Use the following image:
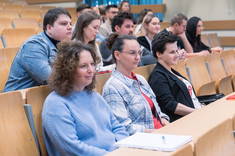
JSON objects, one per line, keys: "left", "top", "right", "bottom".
{"left": 13, "top": 18, "right": 40, "bottom": 29}
{"left": 133, "top": 64, "right": 155, "bottom": 81}
{"left": 205, "top": 52, "right": 233, "bottom": 95}
{"left": 172, "top": 59, "right": 189, "bottom": 80}
{"left": 2, "top": 28, "right": 36, "bottom": 48}
{"left": 0, "top": 47, "right": 19, "bottom": 92}
{"left": 107, "top": 93, "right": 235, "bottom": 156}
{"left": 0, "top": 91, "right": 39, "bottom": 156}
{"left": 185, "top": 55, "right": 216, "bottom": 95}
{"left": 131, "top": 4, "right": 166, "bottom": 14}
{"left": 0, "top": 17, "right": 13, "bottom": 35}
{"left": 26, "top": 85, "right": 51, "bottom": 156}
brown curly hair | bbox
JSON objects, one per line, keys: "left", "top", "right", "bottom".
{"left": 49, "top": 40, "right": 96, "bottom": 96}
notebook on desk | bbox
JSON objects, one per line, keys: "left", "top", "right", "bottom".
{"left": 114, "top": 132, "right": 192, "bottom": 152}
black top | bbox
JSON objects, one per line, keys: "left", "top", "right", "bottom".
{"left": 148, "top": 62, "right": 196, "bottom": 122}
{"left": 137, "top": 36, "right": 151, "bottom": 51}
{"left": 186, "top": 16, "right": 210, "bottom": 52}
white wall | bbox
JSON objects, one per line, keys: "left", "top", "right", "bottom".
{"left": 162, "top": 0, "right": 235, "bottom": 21}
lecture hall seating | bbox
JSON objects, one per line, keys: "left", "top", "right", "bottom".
{"left": 195, "top": 118, "right": 235, "bottom": 156}
{"left": 133, "top": 64, "right": 155, "bottom": 81}
{"left": 0, "top": 18, "right": 13, "bottom": 34}
{"left": 172, "top": 59, "right": 190, "bottom": 81}
{"left": 2, "top": 28, "right": 36, "bottom": 48}
{"left": 0, "top": 47, "right": 19, "bottom": 92}
{"left": 220, "top": 49, "right": 235, "bottom": 90}
{"left": 185, "top": 55, "right": 216, "bottom": 96}
{"left": 0, "top": 10, "right": 20, "bottom": 18}
{"left": 26, "top": 85, "right": 51, "bottom": 156}
{"left": 20, "top": 10, "right": 42, "bottom": 19}
{"left": 13, "top": 18, "right": 40, "bottom": 29}
{"left": 0, "top": 91, "right": 39, "bottom": 156}
{"left": 205, "top": 52, "right": 233, "bottom": 95}
{"left": 95, "top": 72, "right": 112, "bottom": 94}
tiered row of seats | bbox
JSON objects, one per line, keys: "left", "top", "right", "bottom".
{"left": 172, "top": 49, "right": 235, "bottom": 96}
{"left": 1, "top": 60, "right": 235, "bottom": 155}
{"left": 0, "top": 3, "right": 78, "bottom": 48}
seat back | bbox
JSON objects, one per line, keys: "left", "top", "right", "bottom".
{"left": 0, "top": 47, "right": 19, "bottom": 92}
{"left": 133, "top": 64, "right": 155, "bottom": 81}
{"left": 172, "top": 59, "right": 190, "bottom": 80}
{"left": 26, "top": 85, "right": 51, "bottom": 156}
{"left": 220, "top": 49, "right": 235, "bottom": 75}
{"left": 2, "top": 28, "right": 36, "bottom": 48}
{"left": 0, "top": 91, "right": 39, "bottom": 156}
{"left": 208, "top": 33, "right": 221, "bottom": 47}
{"left": 4, "top": 3, "right": 23, "bottom": 11}
{"left": 185, "top": 55, "right": 216, "bottom": 95}
{"left": 23, "top": 5, "right": 41, "bottom": 11}
{"left": 201, "top": 34, "right": 210, "bottom": 47}
{"left": 0, "top": 18, "right": 13, "bottom": 34}
{"left": 20, "top": 10, "right": 42, "bottom": 19}
{"left": 195, "top": 118, "right": 235, "bottom": 156}
{"left": 0, "top": 10, "right": 20, "bottom": 18}
{"left": 13, "top": 18, "right": 39, "bottom": 29}
{"left": 206, "top": 53, "right": 233, "bottom": 95}
{"left": 205, "top": 53, "right": 226, "bottom": 80}
{"left": 95, "top": 72, "right": 112, "bottom": 94}
{"left": 160, "top": 22, "right": 170, "bottom": 31}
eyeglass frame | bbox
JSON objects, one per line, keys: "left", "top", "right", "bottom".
{"left": 120, "top": 50, "right": 143, "bottom": 58}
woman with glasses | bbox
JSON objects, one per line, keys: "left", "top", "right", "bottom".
{"left": 149, "top": 32, "right": 203, "bottom": 122}
{"left": 186, "top": 16, "right": 223, "bottom": 53}
{"left": 102, "top": 33, "right": 169, "bottom": 135}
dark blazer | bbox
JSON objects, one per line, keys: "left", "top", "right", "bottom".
{"left": 137, "top": 36, "right": 151, "bottom": 52}
{"left": 148, "top": 62, "right": 196, "bottom": 122}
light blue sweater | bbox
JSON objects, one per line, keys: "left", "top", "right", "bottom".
{"left": 42, "top": 90, "right": 128, "bottom": 156}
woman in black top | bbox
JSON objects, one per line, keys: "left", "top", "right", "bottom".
{"left": 186, "top": 16, "right": 223, "bottom": 53}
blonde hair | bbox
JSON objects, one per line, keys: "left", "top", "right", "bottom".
{"left": 136, "top": 14, "right": 159, "bottom": 37}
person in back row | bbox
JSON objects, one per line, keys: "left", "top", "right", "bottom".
{"left": 102, "top": 33, "right": 169, "bottom": 135}
{"left": 72, "top": 3, "right": 91, "bottom": 31}
{"left": 72, "top": 11, "right": 103, "bottom": 71}
{"left": 137, "top": 14, "right": 160, "bottom": 53}
{"left": 134, "top": 8, "right": 153, "bottom": 35}
{"left": 186, "top": 16, "right": 223, "bottom": 53}
{"left": 3, "top": 7, "right": 72, "bottom": 92}
{"left": 42, "top": 40, "right": 128, "bottom": 156}
{"left": 148, "top": 32, "right": 203, "bottom": 122}
{"left": 99, "top": 12, "right": 156, "bottom": 66}
{"left": 161, "top": 13, "right": 193, "bottom": 55}
{"left": 99, "top": 5, "right": 119, "bottom": 38}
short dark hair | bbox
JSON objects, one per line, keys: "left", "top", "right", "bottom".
{"left": 49, "top": 40, "right": 96, "bottom": 96}
{"left": 170, "top": 13, "right": 187, "bottom": 26}
{"left": 106, "top": 33, "right": 136, "bottom": 63}
{"left": 106, "top": 4, "right": 118, "bottom": 12}
{"left": 111, "top": 12, "right": 134, "bottom": 32}
{"left": 76, "top": 3, "right": 91, "bottom": 13}
{"left": 43, "top": 7, "right": 71, "bottom": 31}
{"left": 152, "top": 32, "right": 178, "bottom": 58}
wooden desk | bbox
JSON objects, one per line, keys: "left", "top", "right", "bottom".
{"left": 106, "top": 93, "right": 235, "bottom": 156}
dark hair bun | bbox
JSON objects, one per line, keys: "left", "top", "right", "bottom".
{"left": 106, "top": 32, "right": 119, "bottom": 50}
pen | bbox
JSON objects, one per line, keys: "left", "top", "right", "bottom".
{"left": 162, "top": 135, "right": 166, "bottom": 144}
